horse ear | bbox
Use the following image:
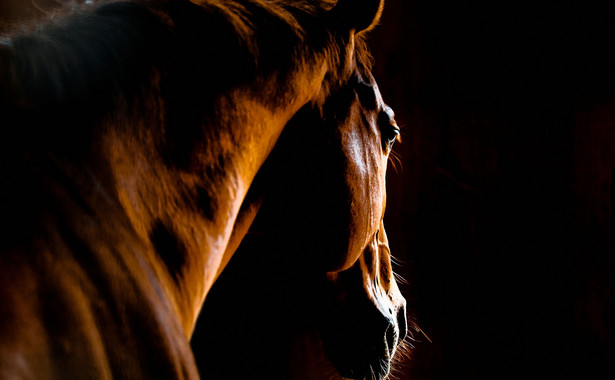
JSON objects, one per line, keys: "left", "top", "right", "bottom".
{"left": 327, "top": 0, "right": 384, "bottom": 34}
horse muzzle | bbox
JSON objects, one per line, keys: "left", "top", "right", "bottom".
{"left": 319, "top": 268, "right": 408, "bottom": 380}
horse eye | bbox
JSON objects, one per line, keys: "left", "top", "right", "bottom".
{"left": 378, "top": 110, "right": 400, "bottom": 150}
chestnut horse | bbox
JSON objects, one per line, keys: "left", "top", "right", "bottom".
{"left": 192, "top": 41, "right": 407, "bottom": 380}
{"left": 0, "top": 0, "right": 385, "bottom": 378}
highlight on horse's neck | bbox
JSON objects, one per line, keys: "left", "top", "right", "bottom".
{"left": 99, "top": 78, "right": 329, "bottom": 335}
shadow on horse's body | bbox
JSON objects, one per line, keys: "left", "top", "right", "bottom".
{"left": 192, "top": 38, "right": 408, "bottom": 380}
{"left": 0, "top": 0, "right": 385, "bottom": 378}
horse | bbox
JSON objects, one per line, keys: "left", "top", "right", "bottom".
{"left": 191, "top": 40, "right": 407, "bottom": 380}
{"left": 0, "top": 0, "right": 385, "bottom": 378}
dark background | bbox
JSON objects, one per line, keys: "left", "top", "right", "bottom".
{"left": 3, "top": 1, "right": 614, "bottom": 379}
{"left": 369, "top": 0, "right": 615, "bottom": 379}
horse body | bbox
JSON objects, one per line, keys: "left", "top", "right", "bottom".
{"left": 0, "top": 0, "right": 384, "bottom": 378}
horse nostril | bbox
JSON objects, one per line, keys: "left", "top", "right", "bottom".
{"left": 384, "top": 323, "right": 397, "bottom": 357}
{"left": 397, "top": 304, "right": 408, "bottom": 344}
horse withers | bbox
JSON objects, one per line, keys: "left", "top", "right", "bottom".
{"left": 0, "top": 0, "right": 385, "bottom": 378}
{"left": 193, "top": 41, "right": 407, "bottom": 380}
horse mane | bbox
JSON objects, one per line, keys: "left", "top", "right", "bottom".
{"left": 193, "top": 0, "right": 373, "bottom": 75}
{"left": 0, "top": 0, "right": 372, "bottom": 117}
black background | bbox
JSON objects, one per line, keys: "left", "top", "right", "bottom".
{"left": 369, "top": 1, "right": 615, "bottom": 379}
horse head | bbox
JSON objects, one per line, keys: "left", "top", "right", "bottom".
{"left": 276, "top": 67, "right": 406, "bottom": 380}
{"left": 315, "top": 71, "right": 407, "bottom": 380}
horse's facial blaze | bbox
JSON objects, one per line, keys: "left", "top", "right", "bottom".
{"left": 318, "top": 74, "right": 407, "bottom": 380}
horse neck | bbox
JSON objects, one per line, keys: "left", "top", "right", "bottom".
{"left": 98, "top": 72, "right": 327, "bottom": 335}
